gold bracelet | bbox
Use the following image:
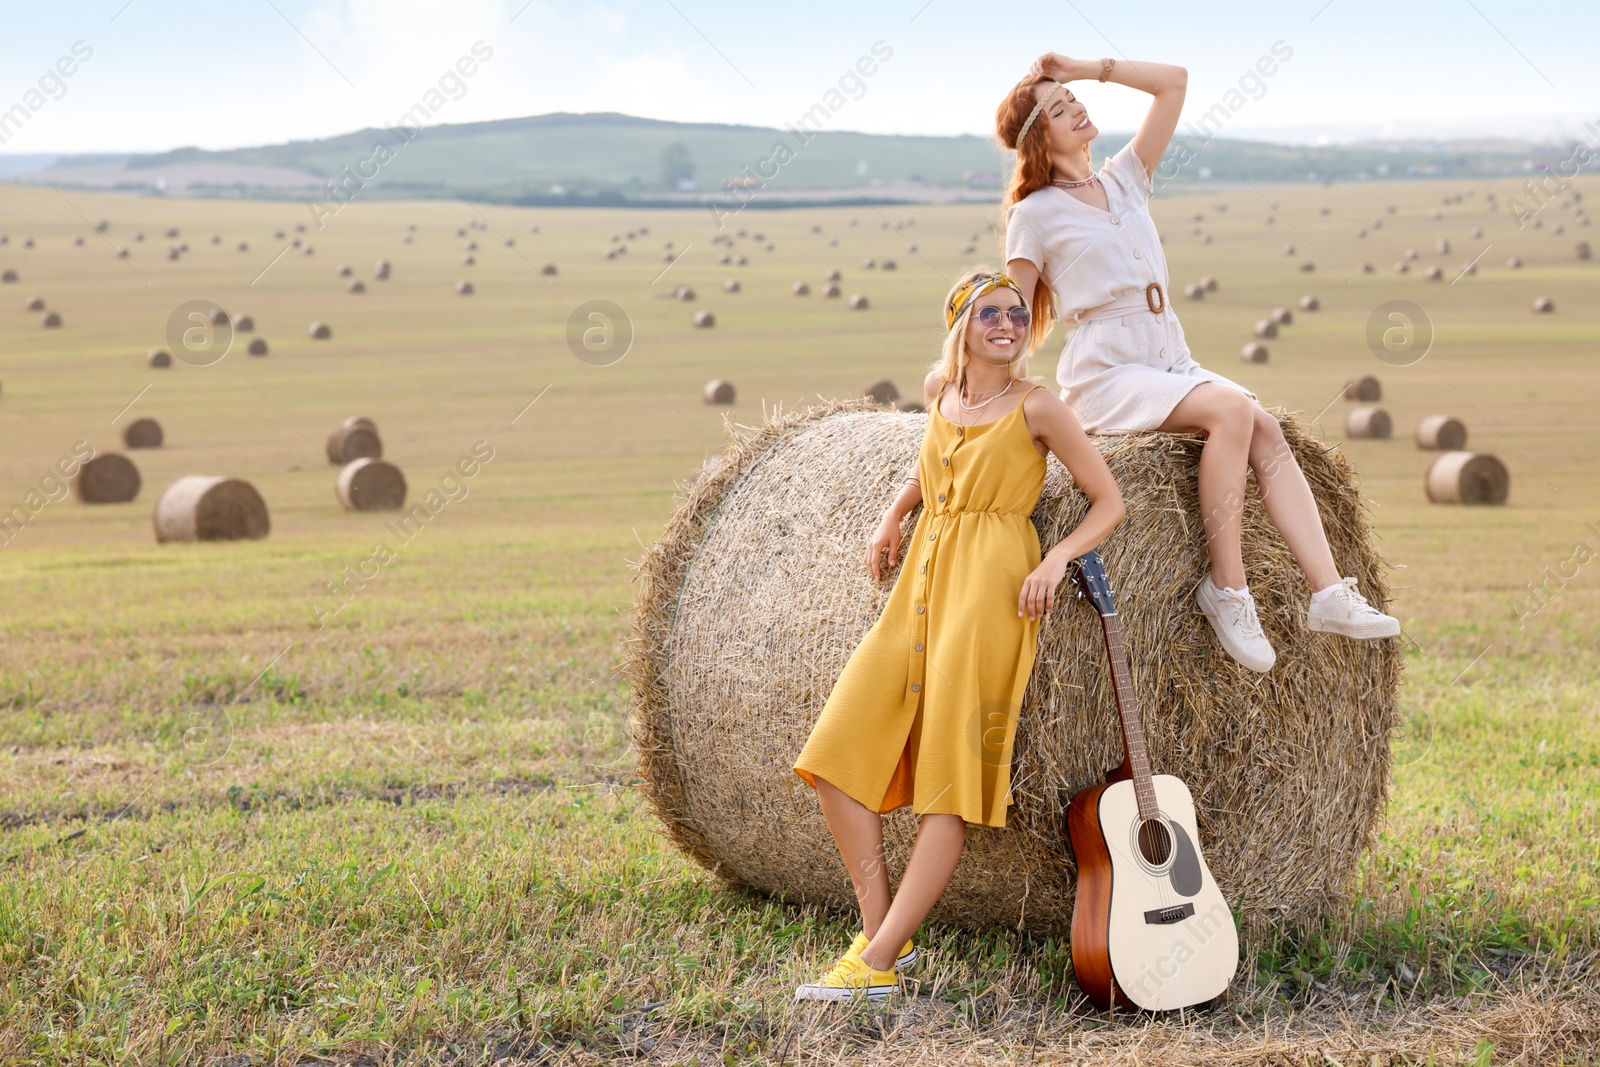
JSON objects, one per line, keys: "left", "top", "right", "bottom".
{"left": 1098, "top": 57, "right": 1114, "bottom": 82}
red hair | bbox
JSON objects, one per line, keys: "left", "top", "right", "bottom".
{"left": 995, "top": 75, "right": 1092, "bottom": 350}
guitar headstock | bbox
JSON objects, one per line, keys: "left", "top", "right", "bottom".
{"left": 1072, "top": 550, "right": 1117, "bottom": 617}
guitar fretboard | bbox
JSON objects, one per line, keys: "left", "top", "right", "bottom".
{"left": 1102, "top": 615, "right": 1159, "bottom": 820}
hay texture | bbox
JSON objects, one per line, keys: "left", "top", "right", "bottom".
{"left": 1426, "top": 451, "right": 1509, "bottom": 505}
{"left": 154, "top": 476, "right": 270, "bottom": 542}
{"left": 336, "top": 458, "right": 407, "bottom": 511}
{"left": 626, "top": 399, "right": 1400, "bottom": 935}
{"left": 74, "top": 453, "right": 141, "bottom": 503}
{"left": 326, "top": 424, "right": 382, "bottom": 465}
{"left": 121, "top": 418, "right": 163, "bottom": 449}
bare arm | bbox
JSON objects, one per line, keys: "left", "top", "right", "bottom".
{"left": 1016, "top": 388, "right": 1126, "bottom": 619}
{"left": 1030, "top": 52, "right": 1188, "bottom": 182}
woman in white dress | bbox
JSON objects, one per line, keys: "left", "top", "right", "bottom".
{"left": 996, "top": 52, "right": 1399, "bottom": 672}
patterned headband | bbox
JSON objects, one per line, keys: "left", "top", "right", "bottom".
{"left": 946, "top": 273, "right": 1020, "bottom": 330}
{"left": 1014, "top": 81, "right": 1064, "bottom": 149}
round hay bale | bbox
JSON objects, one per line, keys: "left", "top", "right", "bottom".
{"left": 849, "top": 294, "right": 869, "bottom": 310}
{"left": 862, "top": 379, "right": 899, "bottom": 405}
{"left": 824, "top": 284, "right": 841, "bottom": 298}
{"left": 693, "top": 310, "right": 716, "bottom": 328}
{"left": 1424, "top": 265, "right": 1442, "bottom": 280}
{"left": 462, "top": 254, "right": 476, "bottom": 266}
{"left": 456, "top": 280, "right": 474, "bottom": 295}
{"left": 1360, "top": 262, "right": 1374, "bottom": 273}
{"left": 675, "top": 285, "right": 696, "bottom": 302}
{"left": 153, "top": 476, "right": 270, "bottom": 542}
{"left": 1404, "top": 248, "right": 1418, "bottom": 260}
{"left": 326, "top": 424, "right": 382, "bottom": 464}
{"left": 336, "top": 458, "right": 407, "bottom": 511}
{"left": 1271, "top": 307, "right": 1292, "bottom": 325}
{"left": 122, "top": 417, "right": 163, "bottom": 449}
{"left": 1183, "top": 283, "right": 1203, "bottom": 300}
{"left": 1436, "top": 238, "right": 1451, "bottom": 254}
{"left": 1578, "top": 241, "right": 1592, "bottom": 260}
{"left": 1201, "top": 276, "right": 1217, "bottom": 292}
{"left": 1299, "top": 294, "right": 1319, "bottom": 311}
{"left": 1253, "top": 319, "right": 1277, "bottom": 339}
{"left": 882, "top": 260, "right": 897, "bottom": 271}
{"left": 41, "top": 311, "right": 61, "bottom": 328}
{"left": 862, "top": 257, "right": 876, "bottom": 269}
{"left": 1415, "top": 414, "right": 1467, "bottom": 451}
{"left": 231, "top": 313, "right": 254, "bottom": 332}
{"left": 1, "top": 269, "right": 15, "bottom": 283}
{"left": 343, "top": 415, "right": 378, "bottom": 434}
{"left": 74, "top": 454, "right": 141, "bottom": 503}
{"left": 1425, "top": 451, "right": 1509, "bottom": 505}
{"left": 722, "top": 278, "right": 741, "bottom": 293}
{"left": 1345, "top": 406, "right": 1392, "bottom": 439}
{"left": 1344, "top": 375, "right": 1381, "bottom": 402}
{"left": 792, "top": 281, "right": 810, "bottom": 296}
{"left": 308, "top": 322, "right": 332, "bottom": 339}
{"left": 704, "top": 379, "right": 735, "bottom": 405}
{"left": 825, "top": 269, "right": 841, "bottom": 281}
{"left": 247, "top": 338, "right": 269, "bottom": 357}
{"left": 24, "top": 295, "right": 44, "bottom": 311}
{"left": 1532, "top": 296, "right": 1553, "bottom": 313}
{"left": 1300, "top": 261, "right": 1315, "bottom": 272}
{"left": 1282, "top": 243, "right": 1295, "bottom": 255}
{"left": 1471, "top": 226, "right": 1483, "bottom": 238}
{"left": 1241, "top": 342, "right": 1269, "bottom": 363}
{"left": 348, "top": 279, "right": 366, "bottom": 293}
{"left": 1507, "top": 256, "right": 1522, "bottom": 268}
{"left": 540, "top": 263, "right": 558, "bottom": 276}
{"left": 375, "top": 258, "right": 391, "bottom": 279}
{"left": 148, "top": 348, "right": 172, "bottom": 368}
{"left": 626, "top": 400, "right": 1398, "bottom": 934}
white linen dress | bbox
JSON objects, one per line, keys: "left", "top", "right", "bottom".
{"left": 1005, "top": 141, "right": 1257, "bottom": 434}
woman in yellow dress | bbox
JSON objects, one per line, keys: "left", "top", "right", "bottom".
{"left": 791, "top": 268, "right": 1126, "bottom": 1001}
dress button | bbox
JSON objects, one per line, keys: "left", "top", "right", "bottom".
{"left": 916, "top": 605, "right": 925, "bottom": 614}
{"left": 1160, "top": 348, "right": 1166, "bottom": 357}
{"left": 920, "top": 562, "right": 926, "bottom": 572}
{"left": 914, "top": 642, "right": 924, "bottom": 652}
{"left": 911, "top": 683, "right": 921, "bottom": 692}
{"left": 937, "top": 493, "right": 946, "bottom": 502}
{"left": 1110, "top": 215, "right": 1120, "bottom": 224}
{"left": 956, "top": 427, "right": 964, "bottom": 435}
{"left": 942, "top": 458, "right": 950, "bottom": 466}
{"left": 1133, "top": 250, "right": 1143, "bottom": 259}
{"left": 929, "top": 532, "right": 937, "bottom": 541}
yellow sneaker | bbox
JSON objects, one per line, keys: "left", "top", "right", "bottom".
{"left": 794, "top": 951, "right": 899, "bottom": 1002}
{"left": 847, "top": 930, "right": 917, "bottom": 971}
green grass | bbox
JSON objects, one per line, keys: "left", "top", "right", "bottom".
{"left": 0, "top": 175, "right": 1597, "bottom": 1064}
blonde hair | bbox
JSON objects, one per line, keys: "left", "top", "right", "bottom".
{"left": 928, "top": 267, "right": 1037, "bottom": 393}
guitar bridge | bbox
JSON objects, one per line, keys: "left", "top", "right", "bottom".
{"left": 1144, "top": 903, "right": 1195, "bottom": 925}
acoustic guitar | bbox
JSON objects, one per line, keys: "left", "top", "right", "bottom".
{"left": 1065, "top": 550, "right": 1239, "bottom": 1011}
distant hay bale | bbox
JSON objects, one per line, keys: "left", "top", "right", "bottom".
{"left": 1241, "top": 342, "right": 1269, "bottom": 363}
{"left": 1299, "top": 295, "right": 1319, "bottom": 310}
{"left": 675, "top": 286, "right": 696, "bottom": 302}
{"left": 825, "top": 269, "right": 841, "bottom": 281}
{"left": 1424, "top": 265, "right": 1442, "bottom": 280}
{"left": 722, "top": 279, "right": 741, "bottom": 293}
{"left": 74, "top": 454, "right": 141, "bottom": 503}
{"left": 308, "top": 322, "right": 332, "bottom": 339}
{"left": 343, "top": 416, "right": 378, "bottom": 435}
{"left": 148, "top": 348, "right": 172, "bottom": 368}
{"left": 693, "top": 310, "right": 716, "bottom": 328}
{"left": 1183, "top": 283, "right": 1203, "bottom": 300}
{"left": 540, "top": 263, "right": 558, "bottom": 276}
{"left": 1282, "top": 243, "right": 1295, "bottom": 255}
{"left": 1360, "top": 262, "right": 1374, "bottom": 273}
{"left": 153, "top": 476, "right": 270, "bottom": 542}
{"left": 625, "top": 400, "right": 1399, "bottom": 935}
{"left": 792, "top": 281, "right": 810, "bottom": 295}
{"left": 862, "top": 257, "right": 876, "bottom": 269}
{"left": 1201, "top": 276, "right": 1217, "bottom": 291}
{"left": 1345, "top": 406, "right": 1392, "bottom": 439}
{"left": 1578, "top": 241, "right": 1592, "bottom": 260}
{"left": 1300, "top": 261, "right": 1315, "bottom": 272}
{"left": 375, "top": 258, "right": 391, "bottom": 279}
{"left": 462, "top": 254, "right": 476, "bottom": 266}
{"left": 1270, "top": 307, "right": 1292, "bottom": 325}
{"left": 348, "top": 280, "right": 366, "bottom": 293}
{"left": 337, "top": 264, "right": 352, "bottom": 277}
{"left": 247, "top": 338, "right": 268, "bottom": 357}
{"left": 1415, "top": 415, "right": 1467, "bottom": 451}
{"left": 1253, "top": 319, "right": 1277, "bottom": 339}
{"left": 24, "top": 295, "right": 44, "bottom": 311}
{"left": 824, "top": 284, "right": 841, "bottom": 298}
{"left": 1532, "top": 296, "right": 1553, "bottom": 313}
{"left": 231, "top": 314, "right": 254, "bottom": 331}
{"left": 326, "top": 424, "right": 382, "bottom": 464}
{"left": 1426, "top": 451, "right": 1509, "bottom": 505}
{"left": 41, "top": 311, "right": 61, "bottom": 328}
{"left": 882, "top": 260, "right": 897, "bottom": 271}
{"left": 703, "top": 379, "right": 735, "bottom": 405}
{"left": 456, "top": 280, "right": 474, "bottom": 295}
{"left": 1436, "top": 238, "right": 1451, "bottom": 254}
{"left": 849, "top": 294, "right": 870, "bottom": 310}
{"left": 1, "top": 270, "right": 15, "bottom": 283}
{"left": 1344, "top": 375, "right": 1381, "bottom": 401}
{"left": 122, "top": 418, "right": 163, "bottom": 449}
{"left": 1507, "top": 256, "right": 1522, "bottom": 269}
{"left": 862, "top": 379, "right": 899, "bottom": 405}
{"left": 336, "top": 458, "right": 408, "bottom": 511}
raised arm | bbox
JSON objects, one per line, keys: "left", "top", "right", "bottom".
{"left": 1029, "top": 52, "right": 1187, "bottom": 182}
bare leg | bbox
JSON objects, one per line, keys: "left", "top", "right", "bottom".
{"left": 814, "top": 775, "right": 893, "bottom": 935}
{"left": 1158, "top": 384, "right": 1253, "bottom": 590}
{"left": 1246, "top": 406, "right": 1341, "bottom": 591}
{"left": 857, "top": 813, "right": 965, "bottom": 972}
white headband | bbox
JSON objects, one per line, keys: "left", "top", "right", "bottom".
{"left": 1014, "top": 82, "right": 1064, "bottom": 148}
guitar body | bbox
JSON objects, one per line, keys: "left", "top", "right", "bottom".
{"left": 1068, "top": 773, "right": 1238, "bottom": 1011}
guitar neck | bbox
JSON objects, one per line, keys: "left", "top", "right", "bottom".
{"left": 1099, "top": 613, "right": 1160, "bottom": 821}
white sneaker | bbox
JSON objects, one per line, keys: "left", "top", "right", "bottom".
{"left": 1195, "top": 578, "right": 1276, "bottom": 673}
{"left": 1307, "top": 576, "right": 1400, "bottom": 639}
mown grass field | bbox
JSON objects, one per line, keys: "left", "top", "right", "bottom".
{"left": 0, "top": 171, "right": 1596, "bottom": 1065}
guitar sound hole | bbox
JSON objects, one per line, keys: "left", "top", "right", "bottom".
{"left": 1137, "top": 818, "right": 1173, "bottom": 866}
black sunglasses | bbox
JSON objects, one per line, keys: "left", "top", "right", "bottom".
{"left": 975, "top": 304, "right": 1032, "bottom": 330}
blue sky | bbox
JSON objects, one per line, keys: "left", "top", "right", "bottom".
{"left": 1, "top": 0, "right": 1595, "bottom": 154}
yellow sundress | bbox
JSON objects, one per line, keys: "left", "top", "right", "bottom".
{"left": 794, "top": 378, "right": 1049, "bottom": 828}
